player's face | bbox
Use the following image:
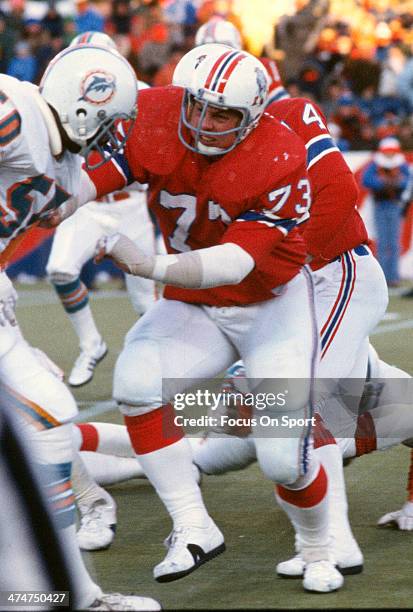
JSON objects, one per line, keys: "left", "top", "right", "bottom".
{"left": 188, "top": 100, "right": 242, "bottom": 150}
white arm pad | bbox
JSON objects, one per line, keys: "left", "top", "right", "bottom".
{"left": 52, "top": 171, "right": 97, "bottom": 223}
{"left": 80, "top": 170, "right": 97, "bottom": 204}
{"left": 101, "top": 234, "right": 254, "bottom": 288}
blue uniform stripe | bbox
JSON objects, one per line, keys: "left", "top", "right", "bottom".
{"left": 321, "top": 252, "right": 354, "bottom": 350}
{"left": 238, "top": 210, "right": 296, "bottom": 231}
{"left": 210, "top": 51, "right": 239, "bottom": 91}
{"left": 110, "top": 150, "right": 134, "bottom": 184}
{"left": 306, "top": 136, "right": 337, "bottom": 168}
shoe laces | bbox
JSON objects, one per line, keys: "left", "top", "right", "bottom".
{"left": 74, "top": 350, "right": 97, "bottom": 369}
{"left": 79, "top": 500, "right": 111, "bottom": 532}
{"left": 164, "top": 526, "right": 192, "bottom": 553}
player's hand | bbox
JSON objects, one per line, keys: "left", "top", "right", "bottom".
{"left": 377, "top": 501, "right": 413, "bottom": 530}
{"left": 38, "top": 197, "right": 80, "bottom": 228}
{"left": 94, "top": 233, "right": 149, "bottom": 277}
{"left": 0, "top": 272, "right": 18, "bottom": 327}
{"left": 94, "top": 234, "right": 123, "bottom": 264}
{"left": 38, "top": 209, "right": 63, "bottom": 228}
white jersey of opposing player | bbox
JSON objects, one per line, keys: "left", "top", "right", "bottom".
{"left": 0, "top": 75, "right": 82, "bottom": 259}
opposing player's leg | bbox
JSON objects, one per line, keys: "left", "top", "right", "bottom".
{"left": 72, "top": 453, "right": 117, "bottom": 552}
{"left": 73, "top": 422, "right": 147, "bottom": 484}
{"left": 0, "top": 328, "right": 101, "bottom": 608}
{"left": 378, "top": 449, "right": 413, "bottom": 530}
{"left": 114, "top": 298, "right": 237, "bottom": 582}
{"left": 46, "top": 206, "right": 108, "bottom": 386}
{"left": 0, "top": 327, "right": 160, "bottom": 610}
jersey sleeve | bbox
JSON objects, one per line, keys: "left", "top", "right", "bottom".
{"left": 220, "top": 157, "right": 310, "bottom": 265}
{"left": 270, "top": 97, "right": 361, "bottom": 260}
{"left": 0, "top": 90, "right": 22, "bottom": 161}
{"left": 85, "top": 134, "right": 149, "bottom": 199}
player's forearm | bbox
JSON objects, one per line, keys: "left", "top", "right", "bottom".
{"left": 100, "top": 234, "right": 255, "bottom": 288}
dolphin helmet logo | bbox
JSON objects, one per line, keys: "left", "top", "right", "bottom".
{"left": 78, "top": 70, "right": 116, "bottom": 105}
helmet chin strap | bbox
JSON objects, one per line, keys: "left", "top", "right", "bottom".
{"left": 32, "top": 85, "right": 63, "bottom": 156}
{"left": 196, "top": 140, "right": 227, "bottom": 156}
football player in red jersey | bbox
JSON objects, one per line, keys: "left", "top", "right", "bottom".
{"left": 66, "top": 43, "right": 344, "bottom": 593}
{"left": 189, "top": 17, "right": 387, "bottom": 578}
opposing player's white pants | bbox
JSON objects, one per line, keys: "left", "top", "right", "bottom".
{"left": 46, "top": 191, "right": 157, "bottom": 314}
{"left": 114, "top": 269, "right": 319, "bottom": 485}
{"left": 0, "top": 322, "right": 78, "bottom": 424}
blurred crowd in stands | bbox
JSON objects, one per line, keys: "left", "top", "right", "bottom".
{"left": 1, "top": 0, "right": 413, "bottom": 151}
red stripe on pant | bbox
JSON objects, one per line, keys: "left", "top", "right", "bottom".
{"left": 77, "top": 423, "right": 99, "bottom": 451}
{"left": 355, "top": 412, "right": 377, "bottom": 457}
{"left": 125, "top": 404, "right": 184, "bottom": 455}
{"left": 276, "top": 465, "right": 328, "bottom": 508}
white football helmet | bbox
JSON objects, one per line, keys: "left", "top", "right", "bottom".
{"left": 39, "top": 44, "right": 138, "bottom": 169}
{"left": 69, "top": 31, "right": 117, "bottom": 50}
{"left": 195, "top": 18, "right": 242, "bottom": 50}
{"left": 173, "top": 43, "right": 269, "bottom": 155}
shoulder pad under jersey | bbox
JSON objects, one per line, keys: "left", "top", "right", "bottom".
{"left": 205, "top": 114, "right": 306, "bottom": 201}
{"left": 127, "top": 86, "right": 186, "bottom": 175}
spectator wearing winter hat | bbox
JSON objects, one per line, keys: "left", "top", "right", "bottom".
{"left": 362, "top": 137, "right": 410, "bottom": 287}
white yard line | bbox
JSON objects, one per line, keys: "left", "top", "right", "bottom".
{"left": 17, "top": 289, "right": 127, "bottom": 307}
{"left": 371, "top": 319, "right": 413, "bottom": 335}
{"left": 74, "top": 400, "right": 118, "bottom": 421}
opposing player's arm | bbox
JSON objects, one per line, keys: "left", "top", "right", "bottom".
{"left": 0, "top": 91, "right": 22, "bottom": 162}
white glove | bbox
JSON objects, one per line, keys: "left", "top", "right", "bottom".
{"left": 377, "top": 501, "right": 413, "bottom": 530}
{"left": 0, "top": 272, "right": 18, "bottom": 327}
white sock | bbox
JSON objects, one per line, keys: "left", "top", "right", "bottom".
{"left": 59, "top": 523, "right": 102, "bottom": 608}
{"left": 315, "top": 444, "right": 359, "bottom": 552}
{"left": 276, "top": 459, "right": 330, "bottom": 563}
{"left": 81, "top": 451, "right": 146, "bottom": 485}
{"left": 82, "top": 422, "right": 134, "bottom": 457}
{"left": 71, "top": 452, "right": 109, "bottom": 508}
{"left": 137, "top": 438, "right": 211, "bottom": 529}
{"left": 69, "top": 305, "right": 102, "bottom": 353}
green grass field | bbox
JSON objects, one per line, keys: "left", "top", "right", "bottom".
{"left": 16, "top": 282, "right": 413, "bottom": 610}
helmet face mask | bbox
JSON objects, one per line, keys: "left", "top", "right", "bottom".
{"left": 179, "top": 90, "right": 250, "bottom": 156}
{"left": 39, "top": 44, "right": 138, "bottom": 169}
{"left": 174, "top": 44, "right": 269, "bottom": 156}
{"left": 82, "top": 110, "right": 136, "bottom": 170}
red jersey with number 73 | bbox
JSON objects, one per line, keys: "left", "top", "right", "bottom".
{"left": 87, "top": 86, "right": 311, "bottom": 307}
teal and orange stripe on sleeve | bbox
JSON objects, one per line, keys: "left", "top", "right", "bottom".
{"left": 0, "top": 109, "right": 21, "bottom": 146}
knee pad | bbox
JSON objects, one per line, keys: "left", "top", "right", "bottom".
{"left": 113, "top": 340, "right": 162, "bottom": 409}
{"left": 255, "top": 437, "right": 303, "bottom": 485}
